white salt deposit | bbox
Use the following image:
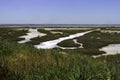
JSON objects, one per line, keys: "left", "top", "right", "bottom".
{"left": 50, "top": 31, "right": 63, "bottom": 34}
{"left": 57, "top": 46, "right": 77, "bottom": 50}
{"left": 73, "top": 39, "right": 83, "bottom": 48}
{"left": 93, "top": 44, "right": 120, "bottom": 58}
{"left": 34, "top": 30, "right": 93, "bottom": 49}
{"left": 18, "top": 29, "right": 46, "bottom": 43}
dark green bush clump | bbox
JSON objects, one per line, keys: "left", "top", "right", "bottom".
{"left": 58, "top": 39, "right": 80, "bottom": 47}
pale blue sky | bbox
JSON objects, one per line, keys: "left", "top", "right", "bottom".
{"left": 0, "top": 0, "right": 120, "bottom": 24}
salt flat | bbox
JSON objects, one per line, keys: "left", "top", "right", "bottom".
{"left": 18, "top": 28, "right": 46, "bottom": 43}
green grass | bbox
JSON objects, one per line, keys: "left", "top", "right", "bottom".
{"left": 0, "top": 40, "right": 112, "bottom": 80}
{"left": 101, "top": 55, "right": 120, "bottom": 80}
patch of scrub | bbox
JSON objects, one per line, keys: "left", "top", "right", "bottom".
{"left": 58, "top": 39, "right": 79, "bottom": 47}
{"left": 93, "top": 44, "right": 120, "bottom": 58}
{"left": 55, "top": 39, "right": 83, "bottom": 50}
{"left": 34, "top": 30, "right": 93, "bottom": 49}
{"left": 18, "top": 29, "right": 46, "bottom": 43}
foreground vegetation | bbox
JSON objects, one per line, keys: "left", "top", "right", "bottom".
{"left": 0, "top": 40, "right": 120, "bottom": 80}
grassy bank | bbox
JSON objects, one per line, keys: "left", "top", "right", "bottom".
{"left": 0, "top": 40, "right": 120, "bottom": 80}
{"left": 0, "top": 40, "right": 113, "bottom": 80}
{"left": 101, "top": 55, "right": 120, "bottom": 80}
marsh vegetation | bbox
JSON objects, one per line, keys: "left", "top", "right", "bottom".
{"left": 0, "top": 27, "right": 120, "bottom": 80}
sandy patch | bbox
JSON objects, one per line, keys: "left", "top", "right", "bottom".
{"left": 50, "top": 31, "right": 63, "bottom": 34}
{"left": 93, "top": 44, "right": 120, "bottom": 58}
{"left": 18, "top": 28, "right": 46, "bottom": 43}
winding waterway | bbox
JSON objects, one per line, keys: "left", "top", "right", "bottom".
{"left": 34, "top": 30, "right": 93, "bottom": 49}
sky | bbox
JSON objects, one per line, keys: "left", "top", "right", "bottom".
{"left": 0, "top": 0, "right": 120, "bottom": 24}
